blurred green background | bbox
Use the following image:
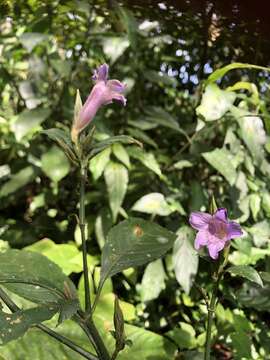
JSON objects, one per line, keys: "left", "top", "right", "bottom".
{"left": 1, "top": 0, "right": 270, "bottom": 359}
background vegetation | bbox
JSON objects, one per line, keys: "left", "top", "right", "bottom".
{"left": 1, "top": 0, "right": 270, "bottom": 359}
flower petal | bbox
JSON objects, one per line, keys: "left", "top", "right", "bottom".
{"left": 228, "top": 221, "right": 243, "bottom": 238}
{"left": 189, "top": 211, "right": 211, "bottom": 230}
{"left": 214, "top": 208, "right": 228, "bottom": 222}
{"left": 107, "top": 79, "right": 126, "bottom": 93}
{"left": 92, "top": 64, "right": 109, "bottom": 82}
{"left": 207, "top": 240, "right": 225, "bottom": 260}
{"left": 112, "top": 94, "right": 127, "bottom": 106}
{"left": 194, "top": 231, "right": 208, "bottom": 250}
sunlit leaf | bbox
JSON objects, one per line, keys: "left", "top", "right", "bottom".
{"left": 140, "top": 259, "right": 165, "bottom": 302}
{"left": 89, "top": 147, "right": 111, "bottom": 181}
{"left": 202, "top": 148, "right": 237, "bottom": 185}
{"left": 41, "top": 146, "right": 70, "bottom": 182}
{"left": 173, "top": 226, "right": 198, "bottom": 294}
{"left": 132, "top": 192, "right": 172, "bottom": 216}
{"left": 227, "top": 265, "right": 263, "bottom": 287}
{"left": 196, "top": 84, "right": 236, "bottom": 121}
{"left": 104, "top": 161, "right": 129, "bottom": 222}
{"left": 0, "top": 250, "right": 77, "bottom": 304}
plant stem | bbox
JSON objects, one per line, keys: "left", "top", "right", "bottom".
{"left": 79, "top": 164, "right": 91, "bottom": 313}
{"left": 78, "top": 164, "right": 110, "bottom": 360}
{"left": 86, "top": 319, "right": 111, "bottom": 360}
{"left": 204, "top": 274, "right": 221, "bottom": 360}
{"left": 0, "top": 287, "right": 98, "bottom": 360}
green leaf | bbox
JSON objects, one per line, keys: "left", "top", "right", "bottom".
{"left": 145, "top": 106, "right": 187, "bottom": 135}
{"left": 112, "top": 143, "right": 130, "bottom": 168}
{"left": 89, "top": 147, "right": 111, "bottom": 181}
{"left": 173, "top": 226, "right": 198, "bottom": 294}
{"left": 227, "top": 265, "right": 263, "bottom": 287}
{"left": 1, "top": 320, "right": 93, "bottom": 360}
{"left": 41, "top": 145, "right": 70, "bottom": 182}
{"left": 103, "top": 37, "right": 130, "bottom": 64}
{"left": 40, "top": 128, "right": 78, "bottom": 164}
{"left": 166, "top": 322, "right": 197, "bottom": 349}
{"left": 20, "top": 32, "right": 48, "bottom": 52}
{"left": 0, "top": 250, "right": 77, "bottom": 304}
{"left": 231, "top": 331, "right": 252, "bottom": 359}
{"left": 249, "top": 193, "right": 261, "bottom": 220}
{"left": 0, "top": 167, "right": 35, "bottom": 199}
{"left": 132, "top": 193, "right": 172, "bottom": 216}
{"left": 104, "top": 161, "right": 129, "bottom": 222}
{"left": 25, "top": 239, "right": 89, "bottom": 275}
{"left": 128, "top": 147, "right": 162, "bottom": 177}
{"left": 202, "top": 148, "right": 237, "bottom": 185}
{"left": 196, "top": 84, "right": 236, "bottom": 121}
{"left": 140, "top": 259, "right": 165, "bottom": 302}
{"left": 100, "top": 218, "right": 176, "bottom": 287}
{"left": 237, "top": 283, "right": 270, "bottom": 311}
{"left": 11, "top": 108, "right": 50, "bottom": 141}
{"left": 248, "top": 220, "right": 270, "bottom": 247}
{"left": 173, "top": 160, "right": 193, "bottom": 170}
{"left": 57, "top": 298, "right": 80, "bottom": 325}
{"left": 238, "top": 115, "right": 266, "bottom": 164}
{"left": 206, "top": 62, "right": 270, "bottom": 84}
{"left": 89, "top": 135, "right": 141, "bottom": 159}
{"left": 0, "top": 305, "right": 58, "bottom": 345}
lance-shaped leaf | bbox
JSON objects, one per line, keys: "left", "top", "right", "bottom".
{"left": 227, "top": 265, "right": 263, "bottom": 287}
{"left": 40, "top": 128, "right": 78, "bottom": 164}
{"left": 99, "top": 218, "right": 175, "bottom": 289}
{"left": 206, "top": 62, "right": 270, "bottom": 84}
{"left": 89, "top": 135, "right": 142, "bottom": 159}
{"left": 0, "top": 250, "right": 77, "bottom": 304}
{"left": 0, "top": 305, "right": 58, "bottom": 346}
{"left": 104, "top": 161, "right": 129, "bottom": 222}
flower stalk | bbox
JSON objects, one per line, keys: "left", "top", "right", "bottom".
{"left": 79, "top": 163, "right": 91, "bottom": 313}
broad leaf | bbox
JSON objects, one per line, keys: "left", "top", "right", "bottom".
{"left": 196, "top": 84, "right": 236, "bottom": 121}
{"left": 25, "top": 239, "right": 95, "bottom": 275}
{"left": 41, "top": 146, "right": 70, "bottom": 182}
{"left": 140, "top": 259, "right": 165, "bottom": 302}
{"left": 104, "top": 161, "right": 129, "bottom": 222}
{"left": 202, "top": 148, "right": 237, "bottom": 185}
{"left": 173, "top": 226, "right": 198, "bottom": 294}
{"left": 11, "top": 108, "right": 50, "bottom": 141}
{"left": 0, "top": 250, "right": 77, "bottom": 304}
{"left": 132, "top": 192, "right": 172, "bottom": 216}
{"left": 100, "top": 218, "right": 176, "bottom": 287}
{"left": 0, "top": 306, "right": 58, "bottom": 345}
{"left": 227, "top": 265, "right": 263, "bottom": 287}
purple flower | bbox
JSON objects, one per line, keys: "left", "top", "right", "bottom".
{"left": 189, "top": 208, "right": 242, "bottom": 260}
{"left": 72, "top": 64, "right": 126, "bottom": 140}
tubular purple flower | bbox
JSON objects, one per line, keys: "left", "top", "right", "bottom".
{"left": 72, "top": 64, "right": 127, "bottom": 141}
{"left": 189, "top": 208, "right": 243, "bottom": 260}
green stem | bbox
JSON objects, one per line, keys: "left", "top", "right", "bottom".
{"left": 204, "top": 274, "right": 221, "bottom": 360}
{"left": 86, "top": 319, "right": 111, "bottom": 360}
{"left": 79, "top": 164, "right": 91, "bottom": 313}
{"left": 78, "top": 164, "right": 110, "bottom": 360}
{"left": 0, "top": 287, "right": 98, "bottom": 360}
